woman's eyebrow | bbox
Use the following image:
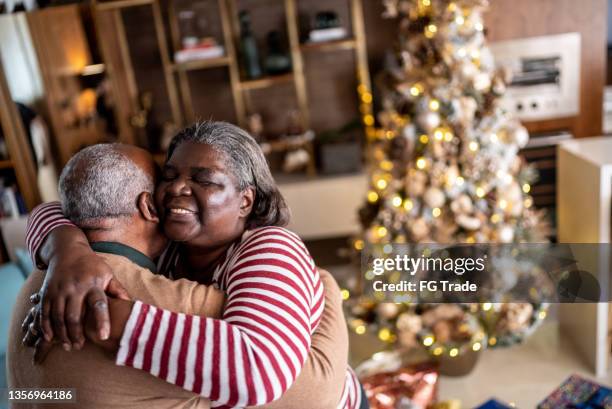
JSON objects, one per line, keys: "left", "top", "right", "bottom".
{"left": 190, "top": 167, "right": 217, "bottom": 176}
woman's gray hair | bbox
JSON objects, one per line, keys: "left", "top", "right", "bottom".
{"left": 168, "top": 121, "right": 290, "bottom": 228}
{"left": 59, "top": 143, "right": 154, "bottom": 226}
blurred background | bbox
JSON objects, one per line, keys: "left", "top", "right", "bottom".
{"left": 0, "top": 0, "right": 611, "bottom": 407}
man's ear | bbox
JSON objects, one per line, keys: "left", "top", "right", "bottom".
{"left": 137, "top": 192, "right": 159, "bottom": 223}
{"left": 239, "top": 187, "right": 255, "bottom": 219}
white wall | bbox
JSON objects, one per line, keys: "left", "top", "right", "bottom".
{"left": 0, "top": 13, "right": 44, "bottom": 105}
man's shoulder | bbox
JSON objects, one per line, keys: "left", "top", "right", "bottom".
{"left": 96, "top": 252, "right": 156, "bottom": 280}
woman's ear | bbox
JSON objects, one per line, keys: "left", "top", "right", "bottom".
{"left": 239, "top": 187, "right": 255, "bottom": 218}
{"left": 137, "top": 192, "right": 160, "bottom": 223}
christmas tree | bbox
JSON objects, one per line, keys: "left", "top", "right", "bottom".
{"left": 348, "top": 0, "right": 550, "bottom": 359}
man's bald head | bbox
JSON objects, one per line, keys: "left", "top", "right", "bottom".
{"left": 59, "top": 143, "right": 157, "bottom": 228}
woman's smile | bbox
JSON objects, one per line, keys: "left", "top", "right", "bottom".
{"left": 155, "top": 141, "right": 252, "bottom": 246}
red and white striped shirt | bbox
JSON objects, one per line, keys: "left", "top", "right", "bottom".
{"left": 26, "top": 202, "right": 363, "bottom": 409}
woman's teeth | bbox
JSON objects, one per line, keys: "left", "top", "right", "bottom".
{"left": 169, "top": 208, "right": 194, "bottom": 214}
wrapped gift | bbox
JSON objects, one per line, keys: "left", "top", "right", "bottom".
{"left": 474, "top": 399, "right": 514, "bottom": 409}
{"left": 538, "top": 374, "right": 612, "bottom": 409}
{"left": 360, "top": 362, "right": 438, "bottom": 409}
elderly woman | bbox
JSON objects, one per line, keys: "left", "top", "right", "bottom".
{"left": 25, "top": 121, "right": 365, "bottom": 408}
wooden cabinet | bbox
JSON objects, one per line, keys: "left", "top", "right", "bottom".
{"left": 0, "top": 62, "right": 40, "bottom": 211}
{"left": 27, "top": 5, "right": 110, "bottom": 167}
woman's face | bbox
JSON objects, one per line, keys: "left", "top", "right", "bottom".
{"left": 155, "top": 141, "right": 253, "bottom": 248}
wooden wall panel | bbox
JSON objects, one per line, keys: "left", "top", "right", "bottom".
{"left": 27, "top": 5, "right": 106, "bottom": 166}
{"left": 484, "top": 0, "right": 607, "bottom": 138}
{"left": 361, "top": 0, "right": 607, "bottom": 139}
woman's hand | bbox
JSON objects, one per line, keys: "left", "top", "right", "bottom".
{"left": 23, "top": 295, "right": 133, "bottom": 363}
{"left": 84, "top": 298, "right": 134, "bottom": 353}
{"left": 38, "top": 227, "right": 129, "bottom": 350}
{"left": 21, "top": 302, "right": 55, "bottom": 364}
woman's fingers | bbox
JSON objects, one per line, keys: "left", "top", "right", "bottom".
{"left": 50, "top": 296, "right": 71, "bottom": 351}
{"left": 39, "top": 298, "right": 53, "bottom": 342}
{"left": 65, "top": 294, "right": 86, "bottom": 350}
{"left": 29, "top": 292, "right": 41, "bottom": 304}
{"left": 86, "top": 288, "right": 110, "bottom": 341}
{"left": 21, "top": 306, "right": 36, "bottom": 333}
{"left": 33, "top": 337, "right": 54, "bottom": 365}
{"left": 22, "top": 322, "right": 41, "bottom": 347}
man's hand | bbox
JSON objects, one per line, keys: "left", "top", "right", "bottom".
{"left": 39, "top": 248, "right": 129, "bottom": 351}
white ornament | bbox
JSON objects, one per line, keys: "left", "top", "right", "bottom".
{"left": 396, "top": 312, "right": 422, "bottom": 333}
{"left": 460, "top": 61, "right": 478, "bottom": 80}
{"left": 456, "top": 214, "right": 481, "bottom": 230}
{"left": 497, "top": 224, "right": 515, "bottom": 243}
{"left": 473, "top": 72, "right": 492, "bottom": 91}
{"left": 402, "top": 124, "right": 416, "bottom": 141}
{"left": 453, "top": 96, "right": 477, "bottom": 125}
{"left": 417, "top": 111, "right": 441, "bottom": 133}
{"left": 512, "top": 125, "right": 529, "bottom": 149}
{"left": 377, "top": 303, "right": 400, "bottom": 319}
{"left": 424, "top": 187, "right": 445, "bottom": 208}
{"left": 451, "top": 194, "right": 473, "bottom": 214}
{"left": 498, "top": 182, "right": 524, "bottom": 217}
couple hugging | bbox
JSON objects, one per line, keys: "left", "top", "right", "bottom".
{"left": 8, "top": 121, "right": 367, "bottom": 409}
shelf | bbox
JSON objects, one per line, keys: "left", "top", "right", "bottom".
{"left": 300, "top": 38, "right": 357, "bottom": 53}
{"left": 95, "top": 0, "right": 154, "bottom": 11}
{"left": 260, "top": 130, "right": 315, "bottom": 155}
{"left": 0, "top": 159, "right": 13, "bottom": 169}
{"left": 239, "top": 73, "right": 294, "bottom": 91}
{"left": 172, "top": 56, "right": 231, "bottom": 72}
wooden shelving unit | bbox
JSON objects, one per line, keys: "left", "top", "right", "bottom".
{"left": 300, "top": 38, "right": 357, "bottom": 52}
{"left": 238, "top": 73, "right": 294, "bottom": 91}
{"left": 166, "top": 0, "right": 372, "bottom": 176}
{"left": 92, "top": 0, "right": 374, "bottom": 176}
{"left": 0, "top": 62, "right": 41, "bottom": 210}
{"left": 92, "top": 0, "right": 184, "bottom": 129}
{"left": 171, "top": 56, "right": 232, "bottom": 72}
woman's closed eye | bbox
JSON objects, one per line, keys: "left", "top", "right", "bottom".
{"left": 192, "top": 170, "right": 220, "bottom": 186}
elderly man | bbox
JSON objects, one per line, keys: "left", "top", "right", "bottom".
{"left": 8, "top": 144, "right": 348, "bottom": 408}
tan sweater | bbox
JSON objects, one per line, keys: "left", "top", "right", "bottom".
{"left": 8, "top": 252, "right": 348, "bottom": 409}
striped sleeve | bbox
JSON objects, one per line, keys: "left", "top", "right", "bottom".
{"left": 25, "top": 201, "right": 75, "bottom": 268}
{"left": 337, "top": 367, "right": 363, "bottom": 409}
{"left": 116, "top": 228, "right": 324, "bottom": 408}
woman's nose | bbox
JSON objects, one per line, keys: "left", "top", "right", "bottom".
{"left": 166, "top": 176, "right": 192, "bottom": 196}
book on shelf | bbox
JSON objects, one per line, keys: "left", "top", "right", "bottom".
{"left": 174, "top": 45, "right": 225, "bottom": 63}
{"left": 308, "top": 27, "right": 347, "bottom": 43}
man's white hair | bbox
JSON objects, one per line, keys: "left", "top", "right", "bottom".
{"left": 59, "top": 144, "right": 154, "bottom": 226}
